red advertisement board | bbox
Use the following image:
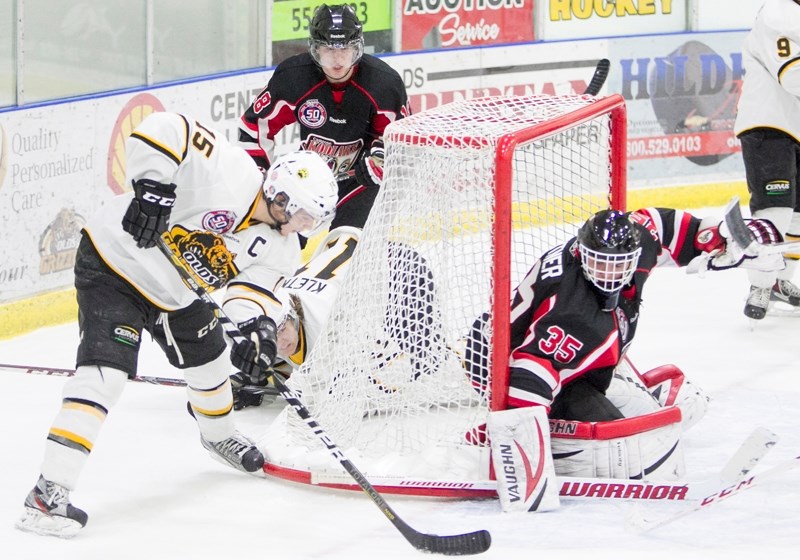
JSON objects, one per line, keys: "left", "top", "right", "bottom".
{"left": 401, "top": 0, "right": 535, "bottom": 51}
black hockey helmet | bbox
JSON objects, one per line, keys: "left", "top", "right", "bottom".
{"left": 576, "top": 209, "right": 642, "bottom": 299}
{"left": 308, "top": 4, "right": 364, "bottom": 66}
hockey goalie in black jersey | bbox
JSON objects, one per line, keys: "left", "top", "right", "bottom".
{"left": 238, "top": 4, "right": 410, "bottom": 230}
{"left": 467, "top": 206, "right": 785, "bottom": 512}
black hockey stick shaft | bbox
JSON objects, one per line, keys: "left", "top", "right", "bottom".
{"left": 583, "top": 58, "right": 610, "bottom": 95}
{"left": 0, "top": 362, "right": 187, "bottom": 387}
{"left": 155, "top": 236, "right": 491, "bottom": 556}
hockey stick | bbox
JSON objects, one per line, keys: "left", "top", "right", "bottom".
{"left": 583, "top": 58, "right": 610, "bottom": 96}
{"left": 626, "top": 427, "right": 782, "bottom": 532}
{"left": 155, "top": 236, "right": 492, "bottom": 556}
{"left": 724, "top": 196, "right": 800, "bottom": 256}
{"left": 628, "top": 453, "right": 800, "bottom": 533}
{"left": 0, "top": 362, "right": 188, "bottom": 387}
{"left": 306, "top": 426, "right": 778, "bottom": 501}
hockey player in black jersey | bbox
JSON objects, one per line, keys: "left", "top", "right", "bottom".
{"left": 238, "top": 4, "right": 410, "bottom": 230}
{"left": 468, "top": 206, "right": 785, "bottom": 512}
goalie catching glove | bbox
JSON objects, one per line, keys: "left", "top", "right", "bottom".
{"left": 353, "top": 140, "right": 384, "bottom": 188}
{"left": 689, "top": 217, "right": 784, "bottom": 273}
{"left": 230, "top": 315, "right": 277, "bottom": 385}
{"left": 121, "top": 178, "right": 177, "bottom": 248}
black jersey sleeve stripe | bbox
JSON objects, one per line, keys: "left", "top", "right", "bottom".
{"left": 226, "top": 280, "right": 281, "bottom": 302}
{"left": 178, "top": 114, "right": 191, "bottom": 161}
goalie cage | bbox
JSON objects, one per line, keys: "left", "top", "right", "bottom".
{"left": 259, "top": 93, "right": 627, "bottom": 498}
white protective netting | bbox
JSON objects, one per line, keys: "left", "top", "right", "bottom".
{"left": 260, "top": 94, "right": 625, "bottom": 491}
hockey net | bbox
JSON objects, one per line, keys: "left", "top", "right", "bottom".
{"left": 259, "top": 94, "right": 627, "bottom": 497}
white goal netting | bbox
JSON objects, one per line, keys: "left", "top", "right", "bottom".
{"left": 259, "top": 94, "right": 626, "bottom": 495}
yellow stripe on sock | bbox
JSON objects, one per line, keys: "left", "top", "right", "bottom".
{"left": 62, "top": 401, "right": 107, "bottom": 421}
{"left": 48, "top": 428, "right": 94, "bottom": 452}
{"left": 190, "top": 402, "right": 233, "bottom": 418}
{"left": 784, "top": 234, "right": 800, "bottom": 260}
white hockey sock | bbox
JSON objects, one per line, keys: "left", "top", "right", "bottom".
{"left": 41, "top": 365, "right": 128, "bottom": 489}
{"left": 184, "top": 352, "right": 235, "bottom": 442}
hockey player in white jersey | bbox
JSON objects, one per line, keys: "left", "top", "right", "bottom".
{"left": 734, "top": 0, "right": 800, "bottom": 319}
{"left": 225, "top": 226, "right": 361, "bottom": 408}
{"left": 15, "top": 112, "right": 338, "bottom": 538}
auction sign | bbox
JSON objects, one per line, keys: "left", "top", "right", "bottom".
{"left": 401, "top": 0, "right": 535, "bottom": 51}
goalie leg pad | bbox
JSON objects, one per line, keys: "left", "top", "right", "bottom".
{"left": 487, "top": 406, "right": 560, "bottom": 512}
{"left": 550, "top": 407, "right": 685, "bottom": 480}
{"left": 612, "top": 358, "right": 709, "bottom": 431}
{"left": 640, "top": 364, "right": 709, "bottom": 431}
{"left": 605, "top": 360, "right": 662, "bottom": 419}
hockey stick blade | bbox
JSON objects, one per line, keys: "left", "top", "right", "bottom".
{"left": 0, "top": 362, "right": 187, "bottom": 387}
{"left": 722, "top": 197, "right": 800, "bottom": 256}
{"left": 627, "top": 428, "right": 786, "bottom": 533}
{"left": 583, "top": 58, "right": 610, "bottom": 95}
{"left": 155, "top": 236, "right": 492, "bottom": 556}
{"left": 717, "top": 426, "right": 778, "bottom": 483}
{"left": 628, "top": 454, "right": 800, "bottom": 533}
{"left": 723, "top": 196, "right": 759, "bottom": 255}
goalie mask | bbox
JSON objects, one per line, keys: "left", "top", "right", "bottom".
{"left": 263, "top": 151, "right": 338, "bottom": 236}
{"left": 308, "top": 4, "right": 364, "bottom": 69}
{"left": 577, "top": 209, "right": 642, "bottom": 309}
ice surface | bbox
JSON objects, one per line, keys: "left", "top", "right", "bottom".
{"left": 2, "top": 208, "right": 799, "bottom": 560}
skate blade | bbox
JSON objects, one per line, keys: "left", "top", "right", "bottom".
{"left": 768, "top": 302, "right": 800, "bottom": 317}
{"left": 15, "top": 508, "right": 83, "bottom": 539}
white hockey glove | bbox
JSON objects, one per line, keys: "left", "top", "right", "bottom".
{"left": 687, "top": 218, "right": 784, "bottom": 274}
{"left": 353, "top": 140, "right": 384, "bottom": 188}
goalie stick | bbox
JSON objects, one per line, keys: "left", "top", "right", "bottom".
{"left": 583, "top": 58, "right": 610, "bottom": 96}
{"left": 155, "top": 235, "right": 491, "bottom": 556}
{"left": 289, "top": 427, "right": 779, "bottom": 503}
{"left": 628, "top": 454, "right": 800, "bottom": 533}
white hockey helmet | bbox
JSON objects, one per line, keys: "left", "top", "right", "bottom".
{"left": 263, "top": 150, "right": 338, "bottom": 235}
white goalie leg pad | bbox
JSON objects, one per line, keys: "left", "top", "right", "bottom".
{"left": 640, "top": 364, "right": 709, "bottom": 431}
{"left": 612, "top": 357, "right": 709, "bottom": 431}
{"left": 605, "top": 359, "right": 662, "bottom": 418}
{"left": 184, "top": 352, "right": 235, "bottom": 443}
{"left": 487, "top": 406, "right": 560, "bottom": 512}
{"left": 550, "top": 407, "right": 685, "bottom": 480}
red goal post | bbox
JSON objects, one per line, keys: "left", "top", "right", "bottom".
{"left": 259, "top": 93, "right": 628, "bottom": 498}
{"left": 491, "top": 94, "right": 627, "bottom": 412}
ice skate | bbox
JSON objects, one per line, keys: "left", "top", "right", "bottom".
{"left": 770, "top": 279, "right": 800, "bottom": 309}
{"left": 201, "top": 431, "right": 265, "bottom": 474}
{"left": 15, "top": 475, "right": 88, "bottom": 538}
{"left": 744, "top": 285, "right": 771, "bottom": 320}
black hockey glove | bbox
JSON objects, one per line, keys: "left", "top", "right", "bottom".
{"left": 122, "top": 178, "right": 177, "bottom": 248}
{"left": 230, "top": 315, "right": 277, "bottom": 385}
{"left": 230, "top": 372, "right": 269, "bottom": 410}
{"left": 353, "top": 140, "right": 384, "bottom": 188}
